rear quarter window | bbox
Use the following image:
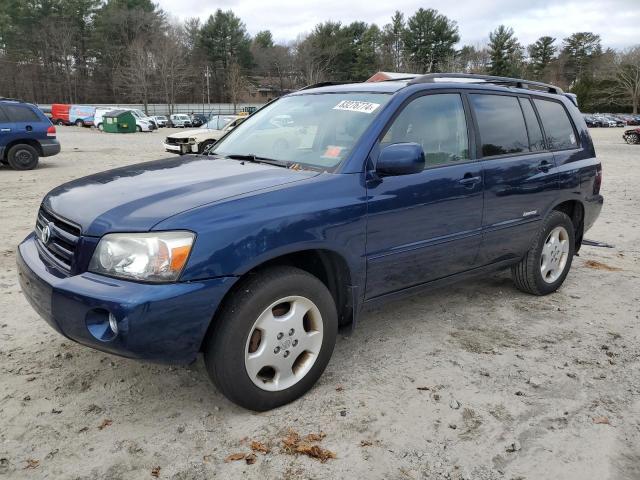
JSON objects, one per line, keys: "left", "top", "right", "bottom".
{"left": 2, "top": 104, "right": 40, "bottom": 122}
{"left": 533, "top": 99, "right": 578, "bottom": 150}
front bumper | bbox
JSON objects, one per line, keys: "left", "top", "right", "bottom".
{"left": 17, "top": 233, "right": 236, "bottom": 364}
{"left": 163, "top": 142, "right": 198, "bottom": 154}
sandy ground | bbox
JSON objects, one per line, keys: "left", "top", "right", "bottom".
{"left": 0, "top": 126, "right": 639, "bottom": 480}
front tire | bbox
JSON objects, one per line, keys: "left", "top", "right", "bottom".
{"left": 136, "top": 125, "right": 142, "bottom": 132}
{"left": 7, "top": 144, "right": 39, "bottom": 170}
{"left": 626, "top": 133, "right": 640, "bottom": 144}
{"left": 512, "top": 211, "right": 575, "bottom": 295}
{"left": 204, "top": 266, "right": 338, "bottom": 411}
{"left": 75, "top": 119, "right": 84, "bottom": 127}
{"left": 198, "top": 140, "right": 215, "bottom": 154}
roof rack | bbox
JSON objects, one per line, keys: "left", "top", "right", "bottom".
{"left": 298, "top": 81, "right": 354, "bottom": 91}
{"left": 408, "top": 73, "right": 564, "bottom": 94}
{"left": 0, "top": 97, "right": 25, "bottom": 102}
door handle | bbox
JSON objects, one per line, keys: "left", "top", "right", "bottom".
{"left": 0, "top": 128, "right": 10, "bottom": 132}
{"left": 538, "top": 160, "right": 551, "bottom": 172}
{"left": 458, "top": 173, "right": 481, "bottom": 188}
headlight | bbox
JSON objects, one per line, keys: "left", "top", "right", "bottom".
{"left": 89, "top": 231, "right": 195, "bottom": 282}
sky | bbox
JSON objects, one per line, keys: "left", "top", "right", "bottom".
{"left": 156, "top": 0, "right": 639, "bottom": 50}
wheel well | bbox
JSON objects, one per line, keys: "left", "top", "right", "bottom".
{"left": 553, "top": 200, "right": 584, "bottom": 251}
{"left": 200, "top": 249, "right": 353, "bottom": 352}
{"left": 3, "top": 139, "right": 43, "bottom": 159}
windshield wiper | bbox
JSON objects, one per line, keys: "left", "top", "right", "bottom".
{"left": 225, "top": 154, "right": 291, "bottom": 169}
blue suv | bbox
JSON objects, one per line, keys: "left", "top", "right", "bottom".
{"left": 16, "top": 74, "right": 603, "bottom": 410}
{"left": 0, "top": 98, "right": 60, "bottom": 170}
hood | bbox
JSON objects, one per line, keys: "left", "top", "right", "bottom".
{"left": 43, "top": 156, "right": 319, "bottom": 237}
{"left": 167, "top": 128, "right": 220, "bottom": 139}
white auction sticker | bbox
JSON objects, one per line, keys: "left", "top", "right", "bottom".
{"left": 333, "top": 100, "right": 381, "bottom": 114}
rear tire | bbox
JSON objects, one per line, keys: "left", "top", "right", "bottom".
{"left": 204, "top": 266, "right": 338, "bottom": 411}
{"left": 7, "top": 144, "right": 39, "bottom": 170}
{"left": 75, "top": 119, "right": 84, "bottom": 127}
{"left": 512, "top": 211, "right": 575, "bottom": 295}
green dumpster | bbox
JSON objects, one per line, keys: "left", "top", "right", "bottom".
{"left": 102, "top": 110, "right": 136, "bottom": 133}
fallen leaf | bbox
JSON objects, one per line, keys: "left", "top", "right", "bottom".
{"left": 151, "top": 466, "right": 161, "bottom": 477}
{"left": 335, "top": 385, "right": 344, "bottom": 391}
{"left": 584, "top": 260, "right": 621, "bottom": 272}
{"left": 250, "top": 441, "right": 270, "bottom": 454}
{"left": 295, "top": 443, "right": 336, "bottom": 462}
{"left": 416, "top": 386, "right": 430, "bottom": 391}
{"left": 97, "top": 419, "right": 113, "bottom": 430}
{"left": 23, "top": 459, "right": 39, "bottom": 469}
{"left": 304, "top": 432, "right": 326, "bottom": 442}
{"left": 593, "top": 416, "right": 610, "bottom": 425}
{"left": 77, "top": 427, "right": 89, "bottom": 433}
{"left": 281, "top": 429, "right": 336, "bottom": 462}
{"left": 245, "top": 453, "right": 257, "bottom": 465}
{"left": 224, "top": 453, "right": 246, "bottom": 463}
{"left": 360, "top": 440, "right": 373, "bottom": 447}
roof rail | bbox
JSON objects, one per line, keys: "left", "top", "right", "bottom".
{"left": 298, "top": 81, "right": 354, "bottom": 91}
{"left": 408, "top": 73, "right": 564, "bottom": 94}
{"left": 0, "top": 97, "right": 25, "bottom": 103}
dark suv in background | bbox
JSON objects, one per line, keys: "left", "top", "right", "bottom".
{"left": 17, "top": 74, "right": 602, "bottom": 410}
{"left": 0, "top": 98, "right": 60, "bottom": 170}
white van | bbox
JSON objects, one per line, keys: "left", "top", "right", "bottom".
{"left": 169, "top": 114, "right": 192, "bottom": 128}
{"left": 94, "top": 107, "right": 117, "bottom": 131}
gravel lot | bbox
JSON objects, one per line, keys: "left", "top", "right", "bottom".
{"left": 1, "top": 126, "right": 639, "bottom": 480}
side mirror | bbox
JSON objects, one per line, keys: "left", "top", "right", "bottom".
{"left": 376, "top": 142, "right": 425, "bottom": 176}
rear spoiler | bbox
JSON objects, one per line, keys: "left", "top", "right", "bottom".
{"left": 564, "top": 93, "right": 579, "bottom": 108}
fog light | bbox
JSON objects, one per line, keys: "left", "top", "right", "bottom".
{"left": 108, "top": 313, "right": 119, "bottom": 335}
{"left": 86, "top": 309, "right": 118, "bottom": 342}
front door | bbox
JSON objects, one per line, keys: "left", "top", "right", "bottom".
{"left": 365, "top": 93, "right": 484, "bottom": 299}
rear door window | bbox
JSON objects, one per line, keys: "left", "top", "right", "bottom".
{"left": 0, "top": 106, "right": 9, "bottom": 123}
{"left": 470, "top": 94, "right": 529, "bottom": 157}
{"left": 3, "top": 104, "right": 40, "bottom": 122}
{"left": 519, "top": 98, "right": 545, "bottom": 151}
{"left": 533, "top": 98, "right": 578, "bottom": 150}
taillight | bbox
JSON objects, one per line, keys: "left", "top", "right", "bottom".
{"left": 594, "top": 164, "right": 602, "bottom": 194}
{"left": 46, "top": 125, "right": 56, "bottom": 137}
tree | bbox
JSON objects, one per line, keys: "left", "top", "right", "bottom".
{"left": 254, "top": 30, "right": 274, "bottom": 49}
{"left": 528, "top": 36, "right": 557, "bottom": 79}
{"left": 381, "top": 11, "right": 406, "bottom": 71}
{"left": 227, "top": 60, "right": 248, "bottom": 111}
{"left": 156, "top": 25, "right": 191, "bottom": 114}
{"left": 404, "top": 8, "right": 459, "bottom": 73}
{"left": 488, "top": 25, "right": 523, "bottom": 77}
{"left": 455, "top": 44, "right": 490, "bottom": 73}
{"left": 197, "top": 9, "right": 252, "bottom": 70}
{"left": 562, "top": 32, "right": 602, "bottom": 83}
{"left": 610, "top": 46, "right": 640, "bottom": 114}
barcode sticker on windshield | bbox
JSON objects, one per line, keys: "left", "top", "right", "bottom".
{"left": 333, "top": 100, "right": 380, "bottom": 114}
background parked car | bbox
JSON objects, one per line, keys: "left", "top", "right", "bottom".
{"left": 584, "top": 115, "right": 601, "bottom": 128}
{"left": 152, "top": 115, "right": 168, "bottom": 127}
{"left": 190, "top": 113, "right": 208, "bottom": 127}
{"left": 0, "top": 98, "right": 60, "bottom": 169}
{"left": 169, "top": 114, "right": 192, "bottom": 128}
{"left": 163, "top": 115, "right": 244, "bottom": 154}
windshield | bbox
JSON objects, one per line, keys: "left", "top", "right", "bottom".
{"left": 212, "top": 93, "right": 391, "bottom": 170}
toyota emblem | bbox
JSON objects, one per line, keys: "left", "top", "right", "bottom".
{"left": 40, "top": 224, "right": 51, "bottom": 245}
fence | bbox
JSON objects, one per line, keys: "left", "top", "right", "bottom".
{"left": 37, "top": 103, "right": 266, "bottom": 116}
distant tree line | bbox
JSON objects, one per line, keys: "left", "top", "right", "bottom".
{"left": 0, "top": 1, "right": 638, "bottom": 113}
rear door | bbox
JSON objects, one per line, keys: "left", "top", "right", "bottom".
{"left": 0, "top": 106, "right": 12, "bottom": 157}
{"left": 470, "top": 93, "right": 558, "bottom": 265}
{"left": 365, "top": 92, "right": 484, "bottom": 298}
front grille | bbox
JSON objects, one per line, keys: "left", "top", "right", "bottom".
{"left": 35, "top": 207, "right": 81, "bottom": 270}
{"left": 165, "top": 137, "right": 188, "bottom": 146}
